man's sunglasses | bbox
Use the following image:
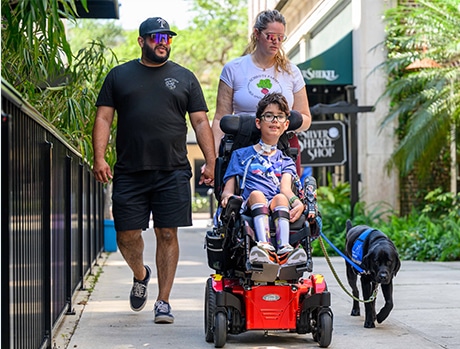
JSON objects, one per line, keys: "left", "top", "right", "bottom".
{"left": 148, "top": 33, "right": 173, "bottom": 45}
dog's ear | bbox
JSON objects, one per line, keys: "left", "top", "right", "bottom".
{"left": 361, "top": 250, "right": 372, "bottom": 273}
{"left": 393, "top": 253, "right": 401, "bottom": 277}
{"left": 346, "top": 219, "right": 353, "bottom": 232}
{"left": 389, "top": 242, "right": 401, "bottom": 277}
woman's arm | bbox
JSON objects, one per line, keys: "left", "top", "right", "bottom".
{"left": 212, "top": 80, "right": 234, "bottom": 156}
{"left": 292, "top": 86, "right": 312, "bottom": 132}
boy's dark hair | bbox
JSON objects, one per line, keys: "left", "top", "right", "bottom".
{"left": 256, "top": 92, "right": 290, "bottom": 119}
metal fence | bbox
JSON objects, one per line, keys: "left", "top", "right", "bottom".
{"left": 1, "top": 80, "right": 105, "bottom": 349}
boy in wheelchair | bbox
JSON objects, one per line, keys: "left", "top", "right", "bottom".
{"left": 219, "top": 92, "right": 315, "bottom": 268}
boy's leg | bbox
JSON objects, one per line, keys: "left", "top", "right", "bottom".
{"left": 250, "top": 203, "right": 270, "bottom": 242}
{"left": 272, "top": 205, "right": 290, "bottom": 247}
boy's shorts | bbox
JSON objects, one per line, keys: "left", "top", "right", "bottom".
{"left": 112, "top": 169, "right": 192, "bottom": 231}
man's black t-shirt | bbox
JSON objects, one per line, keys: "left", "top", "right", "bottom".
{"left": 96, "top": 59, "right": 208, "bottom": 174}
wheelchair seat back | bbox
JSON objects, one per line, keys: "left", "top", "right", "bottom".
{"left": 214, "top": 112, "right": 303, "bottom": 201}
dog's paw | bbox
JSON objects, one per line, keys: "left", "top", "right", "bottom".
{"left": 377, "top": 312, "right": 390, "bottom": 323}
{"left": 364, "top": 321, "right": 375, "bottom": 328}
{"left": 377, "top": 305, "right": 393, "bottom": 323}
{"left": 350, "top": 309, "right": 360, "bottom": 316}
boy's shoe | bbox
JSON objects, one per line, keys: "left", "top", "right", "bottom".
{"left": 130, "top": 265, "right": 151, "bottom": 312}
{"left": 277, "top": 244, "right": 294, "bottom": 265}
{"left": 249, "top": 242, "right": 278, "bottom": 264}
{"left": 277, "top": 244, "right": 294, "bottom": 255}
{"left": 279, "top": 246, "right": 308, "bottom": 266}
{"left": 154, "top": 300, "right": 175, "bottom": 324}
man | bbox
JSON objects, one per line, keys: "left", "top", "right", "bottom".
{"left": 92, "top": 17, "right": 215, "bottom": 324}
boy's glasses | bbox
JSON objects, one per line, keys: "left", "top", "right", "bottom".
{"left": 149, "top": 33, "right": 173, "bottom": 45}
{"left": 262, "top": 32, "right": 287, "bottom": 42}
{"left": 260, "top": 112, "right": 288, "bottom": 122}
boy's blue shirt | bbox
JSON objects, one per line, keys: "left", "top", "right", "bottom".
{"left": 223, "top": 145, "right": 297, "bottom": 201}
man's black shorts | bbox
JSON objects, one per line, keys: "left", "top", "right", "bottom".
{"left": 112, "top": 169, "right": 192, "bottom": 231}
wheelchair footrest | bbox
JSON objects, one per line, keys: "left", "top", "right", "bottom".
{"left": 278, "top": 262, "right": 311, "bottom": 280}
{"left": 249, "top": 263, "right": 279, "bottom": 282}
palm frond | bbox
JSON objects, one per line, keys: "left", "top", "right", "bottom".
{"left": 380, "top": 0, "right": 460, "bottom": 177}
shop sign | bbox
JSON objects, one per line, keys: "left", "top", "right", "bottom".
{"left": 298, "top": 121, "right": 347, "bottom": 166}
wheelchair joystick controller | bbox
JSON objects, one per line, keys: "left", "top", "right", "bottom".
{"left": 303, "top": 176, "right": 317, "bottom": 218}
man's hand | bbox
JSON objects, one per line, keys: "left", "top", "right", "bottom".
{"left": 199, "top": 163, "right": 214, "bottom": 187}
{"left": 93, "top": 159, "right": 113, "bottom": 183}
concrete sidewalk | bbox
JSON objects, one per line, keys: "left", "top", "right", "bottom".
{"left": 53, "top": 220, "right": 460, "bottom": 349}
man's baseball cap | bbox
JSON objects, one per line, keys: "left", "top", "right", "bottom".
{"left": 139, "top": 17, "right": 177, "bottom": 37}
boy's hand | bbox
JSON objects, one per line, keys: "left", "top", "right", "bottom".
{"left": 289, "top": 199, "right": 304, "bottom": 222}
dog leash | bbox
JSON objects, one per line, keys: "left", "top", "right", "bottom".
{"left": 320, "top": 231, "right": 366, "bottom": 274}
{"left": 318, "top": 233, "right": 379, "bottom": 303}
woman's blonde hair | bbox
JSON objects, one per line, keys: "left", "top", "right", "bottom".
{"left": 243, "top": 9, "right": 292, "bottom": 75}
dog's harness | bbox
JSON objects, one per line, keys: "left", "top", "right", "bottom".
{"left": 318, "top": 230, "right": 380, "bottom": 303}
{"left": 319, "top": 231, "right": 368, "bottom": 275}
{"left": 351, "top": 228, "right": 374, "bottom": 266}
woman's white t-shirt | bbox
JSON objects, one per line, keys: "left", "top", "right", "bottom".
{"left": 220, "top": 54, "right": 305, "bottom": 114}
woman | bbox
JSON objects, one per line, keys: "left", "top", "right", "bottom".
{"left": 212, "top": 9, "right": 311, "bottom": 173}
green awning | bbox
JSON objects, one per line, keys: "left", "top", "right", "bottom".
{"left": 297, "top": 32, "right": 353, "bottom": 85}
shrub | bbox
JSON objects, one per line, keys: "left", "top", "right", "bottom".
{"left": 314, "top": 179, "right": 460, "bottom": 261}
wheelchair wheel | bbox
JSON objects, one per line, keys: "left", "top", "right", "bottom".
{"left": 213, "top": 311, "right": 227, "bottom": 348}
{"left": 204, "top": 278, "right": 216, "bottom": 343}
{"left": 315, "top": 310, "right": 333, "bottom": 348}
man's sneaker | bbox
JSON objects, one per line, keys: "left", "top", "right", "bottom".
{"left": 249, "top": 242, "right": 278, "bottom": 264}
{"left": 154, "top": 300, "right": 174, "bottom": 324}
{"left": 130, "top": 265, "right": 151, "bottom": 312}
{"left": 279, "top": 246, "right": 308, "bottom": 266}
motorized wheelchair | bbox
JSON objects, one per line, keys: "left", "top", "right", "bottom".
{"left": 204, "top": 112, "right": 333, "bottom": 348}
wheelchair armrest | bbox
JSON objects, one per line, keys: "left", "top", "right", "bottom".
{"left": 220, "top": 195, "right": 243, "bottom": 222}
{"left": 221, "top": 195, "right": 243, "bottom": 221}
{"left": 290, "top": 214, "right": 306, "bottom": 230}
{"left": 213, "top": 157, "right": 226, "bottom": 202}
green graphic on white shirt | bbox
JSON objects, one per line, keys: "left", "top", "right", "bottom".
{"left": 256, "top": 79, "right": 273, "bottom": 95}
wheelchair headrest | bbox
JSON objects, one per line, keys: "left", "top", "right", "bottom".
{"left": 220, "top": 111, "right": 303, "bottom": 136}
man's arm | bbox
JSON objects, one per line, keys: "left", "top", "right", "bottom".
{"left": 92, "top": 105, "right": 115, "bottom": 183}
{"left": 190, "top": 110, "right": 216, "bottom": 185}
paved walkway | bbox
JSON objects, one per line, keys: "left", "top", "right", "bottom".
{"left": 53, "top": 220, "right": 460, "bottom": 349}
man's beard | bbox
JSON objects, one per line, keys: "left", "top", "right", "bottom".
{"left": 144, "top": 44, "right": 170, "bottom": 64}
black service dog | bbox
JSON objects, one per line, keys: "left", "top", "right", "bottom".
{"left": 345, "top": 220, "right": 401, "bottom": 328}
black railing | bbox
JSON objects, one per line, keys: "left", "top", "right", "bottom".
{"left": 1, "top": 80, "right": 104, "bottom": 349}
